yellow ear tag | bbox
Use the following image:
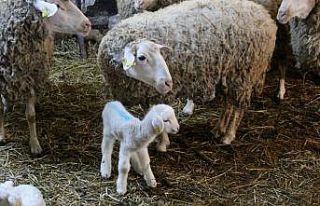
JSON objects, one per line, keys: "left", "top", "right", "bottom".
{"left": 153, "top": 126, "right": 161, "bottom": 134}
{"left": 122, "top": 58, "right": 135, "bottom": 71}
{"left": 42, "top": 7, "right": 49, "bottom": 18}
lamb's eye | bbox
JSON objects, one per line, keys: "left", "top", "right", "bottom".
{"left": 138, "top": 55, "right": 146, "bottom": 61}
{"left": 163, "top": 119, "right": 170, "bottom": 123}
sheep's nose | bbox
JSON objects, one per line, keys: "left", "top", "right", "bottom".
{"left": 277, "top": 10, "right": 288, "bottom": 23}
{"left": 165, "top": 80, "right": 173, "bottom": 89}
{"left": 81, "top": 19, "right": 91, "bottom": 32}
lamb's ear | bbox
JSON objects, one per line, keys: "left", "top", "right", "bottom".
{"left": 155, "top": 43, "right": 172, "bottom": 54}
{"left": 122, "top": 45, "right": 136, "bottom": 71}
{"left": 151, "top": 116, "right": 164, "bottom": 134}
{"left": 33, "top": 0, "right": 58, "bottom": 18}
{"left": 8, "top": 195, "right": 21, "bottom": 206}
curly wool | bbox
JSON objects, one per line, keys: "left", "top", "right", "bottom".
{"left": 0, "top": 0, "right": 52, "bottom": 103}
{"left": 117, "top": 0, "right": 137, "bottom": 19}
{"left": 289, "top": 4, "right": 320, "bottom": 71}
{"left": 98, "top": 0, "right": 277, "bottom": 107}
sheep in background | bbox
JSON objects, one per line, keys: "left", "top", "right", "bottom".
{"left": 0, "top": 0, "right": 91, "bottom": 154}
{"left": 0, "top": 181, "right": 45, "bottom": 206}
{"left": 98, "top": 0, "right": 277, "bottom": 144}
{"left": 277, "top": 0, "right": 320, "bottom": 82}
{"left": 134, "top": 0, "right": 185, "bottom": 12}
{"left": 117, "top": 0, "right": 138, "bottom": 19}
{"left": 100, "top": 101, "right": 179, "bottom": 194}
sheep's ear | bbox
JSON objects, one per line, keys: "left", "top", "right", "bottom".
{"left": 33, "top": 0, "right": 58, "bottom": 18}
{"left": 151, "top": 116, "right": 164, "bottom": 134}
{"left": 155, "top": 43, "right": 172, "bottom": 54}
{"left": 122, "top": 46, "right": 136, "bottom": 71}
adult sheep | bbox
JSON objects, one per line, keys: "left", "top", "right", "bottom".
{"left": 98, "top": 0, "right": 277, "bottom": 144}
{"left": 277, "top": 0, "right": 320, "bottom": 80}
{"left": 0, "top": 0, "right": 91, "bottom": 154}
{"left": 135, "top": 0, "right": 293, "bottom": 100}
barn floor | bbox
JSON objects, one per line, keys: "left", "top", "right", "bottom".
{"left": 0, "top": 40, "right": 320, "bottom": 205}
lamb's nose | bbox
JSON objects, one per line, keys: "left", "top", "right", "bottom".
{"left": 165, "top": 80, "right": 173, "bottom": 89}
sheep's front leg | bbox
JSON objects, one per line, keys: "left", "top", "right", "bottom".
{"left": 277, "top": 64, "right": 286, "bottom": 100}
{"left": 156, "top": 132, "right": 170, "bottom": 152}
{"left": 130, "top": 152, "right": 142, "bottom": 175}
{"left": 213, "top": 103, "right": 233, "bottom": 138}
{"left": 116, "top": 143, "right": 131, "bottom": 194}
{"left": 137, "top": 147, "right": 157, "bottom": 188}
{"left": 0, "top": 98, "right": 5, "bottom": 145}
{"left": 222, "top": 108, "right": 244, "bottom": 145}
{"left": 100, "top": 134, "right": 115, "bottom": 178}
{"left": 25, "top": 93, "right": 42, "bottom": 154}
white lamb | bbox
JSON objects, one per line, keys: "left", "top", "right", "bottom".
{"left": 0, "top": 181, "right": 45, "bottom": 206}
{"left": 100, "top": 101, "right": 179, "bottom": 194}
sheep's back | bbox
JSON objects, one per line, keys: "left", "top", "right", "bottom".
{"left": 99, "top": 0, "right": 277, "bottom": 106}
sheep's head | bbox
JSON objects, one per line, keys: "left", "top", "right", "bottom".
{"left": 121, "top": 39, "right": 173, "bottom": 95}
{"left": 33, "top": 0, "right": 91, "bottom": 36}
{"left": 151, "top": 104, "right": 179, "bottom": 134}
{"left": 277, "top": 0, "right": 317, "bottom": 24}
{"left": 134, "top": 0, "right": 158, "bottom": 12}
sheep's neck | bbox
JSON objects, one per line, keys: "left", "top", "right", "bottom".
{"left": 135, "top": 120, "right": 158, "bottom": 147}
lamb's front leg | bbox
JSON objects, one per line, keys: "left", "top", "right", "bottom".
{"left": 100, "top": 134, "right": 115, "bottom": 178}
{"left": 136, "top": 147, "right": 157, "bottom": 188}
{"left": 0, "top": 98, "right": 5, "bottom": 145}
{"left": 25, "top": 92, "right": 42, "bottom": 154}
{"left": 156, "top": 132, "right": 170, "bottom": 152}
{"left": 116, "top": 143, "right": 131, "bottom": 194}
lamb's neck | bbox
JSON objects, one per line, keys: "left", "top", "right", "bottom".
{"left": 136, "top": 119, "right": 158, "bottom": 144}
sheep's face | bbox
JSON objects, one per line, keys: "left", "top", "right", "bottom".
{"left": 134, "top": 0, "right": 158, "bottom": 12}
{"left": 40, "top": 0, "right": 91, "bottom": 36}
{"left": 277, "top": 0, "right": 317, "bottom": 24}
{"left": 123, "top": 40, "right": 173, "bottom": 95}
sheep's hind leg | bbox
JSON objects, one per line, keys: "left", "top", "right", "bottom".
{"left": 0, "top": 97, "right": 5, "bottom": 145}
{"left": 25, "top": 92, "right": 42, "bottom": 154}
{"left": 277, "top": 64, "right": 286, "bottom": 100}
{"left": 130, "top": 152, "right": 142, "bottom": 175}
{"left": 222, "top": 108, "right": 244, "bottom": 145}
{"left": 137, "top": 147, "right": 157, "bottom": 188}
{"left": 100, "top": 134, "right": 115, "bottom": 178}
{"left": 213, "top": 103, "right": 233, "bottom": 138}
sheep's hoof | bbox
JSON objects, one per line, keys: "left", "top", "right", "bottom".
{"left": 221, "top": 135, "right": 235, "bottom": 145}
{"left": 146, "top": 179, "right": 157, "bottom": 188}
{"left": 30, "top": 143, "right": 43, "bottom": 155}
{"left": 100, "top": 169, "right": 111, "bottom": 179}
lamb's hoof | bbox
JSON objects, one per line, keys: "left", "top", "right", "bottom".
{"left": 221, "top": 135, "right": 235, "bottom": 145}
{"left": 116, "top": 186, "right": 127, "bottom": 195}
{"left": 156, "top": 144, "right": 167, "bottom": 152}
{"left": 146, "top": 179, "right": 157, "bottom": 188}
{"left": 100, "top": 168, "right": 111, "bottom": 179}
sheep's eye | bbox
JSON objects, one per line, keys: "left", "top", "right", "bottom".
{"left": 163, "top": 119, "right": 170, "bottom": 123}
{"left": 138, "top": 55, "right": 146, "bottom": 61}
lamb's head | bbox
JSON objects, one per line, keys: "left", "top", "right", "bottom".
{"left": 151, "top": 104, "right": 179, "bottom": 134}
{"left": 0, "top": 181, "right": 21, "bottom": 206}
{"left": 121, "top": 39, "right": 173, "bottom": 95}
{"left": 33, "top": 0, "right": 91, "bottom": 36}
{"left": 277, "top": 0, "right": 317, "bottom": 24}
{"left": 134, "top": 0, "right": 157, "bottom": 12}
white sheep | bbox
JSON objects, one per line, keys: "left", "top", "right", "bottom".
{"left": 98, "top": 0, "right": 277, "bottom": 144}
{"left": 0, "top": 181, "right": 45, "bottom": 206}
{"left": 277, "top": 0, "right": 320, "bottom": 84}
{"left": 100, "top": 101, "right": 179, "bottom": 194}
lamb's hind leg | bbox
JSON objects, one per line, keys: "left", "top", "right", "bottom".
{"left": 0, "top": 96, "right": 5, "bottom": 145}
{"left": 100, "top": 133, "right": 115, "bottom": 178}
{"left": 25, "top": 91, "right": 42, "bottom": 154}
{"left": 156, "top": 132, "right": 170, "bottom": 152}
{"left": 116, "top": 143, "right": 131, "bottom": 194}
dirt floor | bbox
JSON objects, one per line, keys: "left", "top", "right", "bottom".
{"left": 0, "top": 40, "right": 320, "bottom": 205}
